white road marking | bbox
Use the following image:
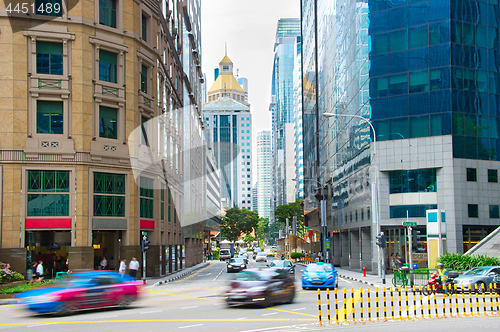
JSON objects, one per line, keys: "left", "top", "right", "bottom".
{"left": 213, "top": 267, "right": 225, "bottom": 281}
{"left": 180, "top": 306, "right": 199, "bottom": 309}
{"left": 178, "top": 324, "right": 204, "bottom": 329}
{"left": 261, "top": 312, "right": 278, "bottom": 316}
{"left": 236, "top": 317, "right": 246, "bottom": 320}
{"left": 27, "top": 323, "right": 56, "bottom": 328}
{"left": 197, "top": 273, "right": 212, "bottom": 276}
{"left": 140, "top": 310, "right": 162, "bottom": 314}
{"left": 291, "top": 307, "right": 306, "bottom": 311}
{"left": 100, "top": 315, "right": 118, "bottom": 318}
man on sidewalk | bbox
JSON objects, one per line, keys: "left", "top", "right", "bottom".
{"left": 128, "top": 257, "right": 140, "bottom": 279}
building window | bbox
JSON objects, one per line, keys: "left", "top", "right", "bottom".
{"left": 37, "top": 101, "right": 63, "bottom": 134}
{"left": 99, "top": 106, "right": 117, "bottom": 139}
{"left": 223, "top": 65, "right": 229, "bottom": 71}
{"left": 490, "top": 205, "right": 500, "bottom": 219}
{"left": 367, "top": 207, "right": 371, "bottom": 220}
{"left": 99, "top": 50, "right": 117, "bottom": 83}
{"left": 468, "top": 204, "right": 479, "bottom": 218}
{"left": 390, "top": 205, "right": 438, "bottom": 218}
{"left": 350, "top": 211, "right": 352, "bottom": 223}
{"left": 160, "top": 184, "right": 165, "bottom": 221}
{"left": 93, "top": 172, "right": 125, "bottom": 217}
{"left": 488, "top": 169, "right": 498, "bottom": 183}
{"left": 141, "top": 13, "right": 148, "bottom": 41}
{"left": 140, "top": 177, "right": 154, "bottom": 219}
{"left": 99, "top": 0, "right": 117, "bottom": 28}
{"left": 168, "top": 188, "right": 171, "bottom": 222}
{"left": 361, "top": 209, "right": 364, "bottom": 221}
{"left": 27, "top": 170, "right": 69, "bottom": 216}
{"left": 35, "top": 0, "right": 63, "bottom": 17}
{"left": 389, "top": 169, "right": 437, "bottom": 194}
{"left": 355, "top": 210, "right": 358, "bottom": 222}
{"left": 36, "top": 41, "right": 63, "bottom": 75}
{"left": 466, "top": 168, "right": 477, "bottom": 182}
{"left": 141, "top": 65, "right": 148, "bottom": 93}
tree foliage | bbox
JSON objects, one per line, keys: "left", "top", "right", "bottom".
{"left": 221, "top": 207, "right": 259, "bottom": 243}
{"left": 255, "top": 218, "right": 269, "bottom": 241}
{"left": 274, "top": 199, "right": 305, "bottom": 237}
{"left": 243, "top": 234, "right": 254, "bottom": 246}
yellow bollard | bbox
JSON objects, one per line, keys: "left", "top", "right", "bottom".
{"left": 454, "top": 285, "right": 459, "bottom": 317}
{"left": 496, "top": 291, "right": 499, "bottom": 315}
{"left": 318, "top": 288, "right": 322, "bottom": 326}
{"left": 412, "top": 286, "right": 417, "bottom": 318}
{"left": 398, "top": 286, "right": 402, "bottom": 319}
{"left": 376, "top": 287, "right": 380, "bottom": 321}
{"left": 469, "top": 284, "right": 474, "bottom": 316}
{"left": 442, "top": 284, "right": 446, "bottom": 318}
{"left": 360, "top": 287, "right": 364, "bottom": 321}
{"left": 490, "top": 284, "right": 494, "bottom": 316}
{"left": 383, "top": 287, "right": 387, "bottom": 321}
{"left": 433, "top": 289, "right": 438, "bottom": 318}
{"left": 335, "top": 288, "right": 339, "bottom": 324}
{"left": 367, "top": 287, "right": 372, "bottom": 321}
{"left": 327, "top": 288, "right": 331, "bottom": 324}
{"left": 390, "top": 287, "right": 395, "bottom": 319}
{"left": 418, "top": 286, "right": 424, "bottom": 319}
{"left": 461, "top": 285, "right": 466, "bottom": 316}
{"left": 351, "top": 287, "right": 355, "bottom": 322}
{"left": 475, "top": 283, "right": 480, "bottom": 316}
{"left": 405, "top": 286, "right": 409, "bottom": 320}
{"left": 344, "top": 288, "right": 347, "bottom": 322}
{"left": 481, "top": 283, "right": 487, "bottom": 315}
{"left": 427, "top": 285, "right": 432, "bottom": 318}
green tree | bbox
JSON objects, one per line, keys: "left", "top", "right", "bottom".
{"left": 243, "top": 233, "right": 254, "bottom": 246}
{"left": 255, "top": 218, "right": 269, "bottom": 241}
{"left": 274, "top": 199, "right": 305, "bottom": 237}
{"left": 221, "top": 207, "right": 259, "bottom": 243}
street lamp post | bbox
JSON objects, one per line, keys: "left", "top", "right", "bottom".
{"left": 323, "top": 112, "right": 382, "bottom": 278}
{"left": 292, "top": 178, "right": 328, "bottom": 263}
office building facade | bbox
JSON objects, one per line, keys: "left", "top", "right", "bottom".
{"left": 203, "top": 55, "right": 253, "bottom": 209}
{"left": 257, "top": 130, "right": 272, "bottom": 219}
{"left": 301, "top": 0, "right": 500, "bottom": 272}
{"left": 0, "top": 0, "right": 205, "bottom": 276}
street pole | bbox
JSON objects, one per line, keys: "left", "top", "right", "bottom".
{"left": 321, "top": 199, "right": 327, "bottom": 263}
{"left": 381, "top": 231, "right": 386, "bottom": 284}
{"left": 408, "top": 226, "right": 413, "bottom": 270}
{"left": 142, "top": 251, "right": 146, "bottom": 284}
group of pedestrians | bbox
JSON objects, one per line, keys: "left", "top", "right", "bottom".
{"left": 29, "top": 260, "right": 44, "bottom": 283}
{"left": 99, "top": 256, "right": 139, "bottom": 279}
{"left": 389, "top": 253, "right": 404, "bottom": 270}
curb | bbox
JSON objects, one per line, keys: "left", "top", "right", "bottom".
{"left": 338, "top": 274, "right": 376, "bottom": 287}
{"left": 153, "top": 262, "right": 210, "bottom": 286}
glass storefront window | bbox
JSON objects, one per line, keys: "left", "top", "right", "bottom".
{"left": 390, "top": 204, "right": 438, "bottom": 218}
{"left": 93, "top": 172, "right": 125, "bottom": 217}
{"left": 389, "top": 168, "right": 437, "bottom": 194}
{"left": 27, "top": 170, "right": 69, "bottom": 216}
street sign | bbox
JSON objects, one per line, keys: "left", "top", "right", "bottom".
{"left": 326, "top": 237, "right": 330, "bottom": 249}
{"left": 403, "top": 221, "right": 417, "bottom": 227}
{"left": 142, "top": 231, "right": 148, "bottom": 236}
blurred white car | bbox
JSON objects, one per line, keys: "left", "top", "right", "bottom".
{"left": 255, "top": 252, "right": 267, "bottom": 262}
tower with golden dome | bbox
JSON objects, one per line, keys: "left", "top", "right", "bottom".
{"left": 203, "top": 55, "right": 253, "bottom": 210}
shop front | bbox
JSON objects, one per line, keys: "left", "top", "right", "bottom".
{"left": 26, "top": 230, "right": 70, "bottom": 279}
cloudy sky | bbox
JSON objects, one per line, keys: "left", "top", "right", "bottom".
{"left": 201, "top": 0, "right": 300, "bottom": 182}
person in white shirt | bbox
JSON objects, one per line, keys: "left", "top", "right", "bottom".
{"left": 100, "top": 256, "right": 107, "bottom": 270}
{"left": 119, "top": 259, "right": 127, "bottom": 276}
{"left": 128, "top": 257, "right": 139, "bottom": 279}
{"left": 36, "top": 260, "right": 44, "bottom": 282}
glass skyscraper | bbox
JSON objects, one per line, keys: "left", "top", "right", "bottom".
{"left": 302, "top": 0, "right": 500, "bottom": 272}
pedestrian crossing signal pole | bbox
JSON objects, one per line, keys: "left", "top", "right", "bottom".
{"left": 376, "top": 232, "right": 386, "bottom": 284}
{"left": 141, "top": 231, "right": 150, "bottom": 284}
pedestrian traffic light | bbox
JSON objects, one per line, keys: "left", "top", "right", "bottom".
{"left": 141, "top": 236, "right": 150, "bottom": 252}
{"left": 376, "top": 233, "right": 386, "bottom": 248}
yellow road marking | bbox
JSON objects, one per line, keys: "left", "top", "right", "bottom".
{"left": 265, "top": 307, "right": 317, "bottom": 317}
{"left": 176, "top": 263, "right": 215, "bottom": 282}
{"left": 337, "top": 289, "right": 361, "bottom": 321}
{"left": 139, "top": 290, "right": 216, "bottom": 301}
{"left": 0, "top": 318, "right": 317, "bottom": 326}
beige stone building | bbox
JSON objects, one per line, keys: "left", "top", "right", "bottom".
{"left": 0, "top": 0, "right": 205, "bottom": 277}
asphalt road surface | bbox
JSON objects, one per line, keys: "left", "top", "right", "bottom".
{"left": 1, "top": 256, "right": 498, "bottom": 332}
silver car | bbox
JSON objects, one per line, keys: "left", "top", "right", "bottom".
{"left": 453, "top": 266, "right": 500, "bottom": 292}
{"left": 255, "top": 252, "right": 267, "bottom": 262}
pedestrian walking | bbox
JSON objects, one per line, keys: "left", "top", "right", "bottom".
{"left": 29, "top": 261, "right": 38, "bottom": 284}
{"left": 128, "top": 257, "right": 139, "bottom": 279}
{"left": 100, "top": 256, "right": 108, "bottom": 270}
{"left": 390, "top": 253, "right": 396, "bottom": 270}
{"left": 119, "top": 259, "right": 127, "bottom": 276}
{"left": 395, "top": 253, "right": 402, "bottom": 269}
{"left": 36, "top": 260, "right": 44, "bottom": 282}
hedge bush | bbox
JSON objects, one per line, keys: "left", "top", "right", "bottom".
{"left": 438, "top": 253, "right": 500, "bottom": 270}
{"left": 290, "top": 252, "right": 305, "bottom": 260}
{"left": 0, "top": 280, "right": 55, "bottom": 294}
{"left": 0, "top": 262, "right": 24, "bottom": 283}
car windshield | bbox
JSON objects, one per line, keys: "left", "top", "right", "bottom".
{"left": 234, "top": 271, "right": 273, "bottom": 281}
{"left": 57, "top": 276, "right": 96, "bottom": 287}
{"left": 464, "top": 268, "right": 490, "bottom": 276}
{"left": 254, "top": 248, "right": 262, "bottom": 252}
{"left": 306, "top": 264, "right": 333, "bottom": 273}
{"left": 229, "top": 258, "right": 244, "bottom": 264}
{"left": 257, "top": 252, "right": 266, "bottom": 256}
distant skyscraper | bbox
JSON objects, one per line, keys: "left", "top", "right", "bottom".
{"left": 203, "top": 55, "right": 252, "bottom": 209}
{"left": 237, "top": 77, "right": 249, "bottom": 103}
{"left": 202, "top": 73, "right": 207, "bottom": 105}
{"left": 252, "top": 183, "right": 258, "bottom": 211}
{"left": 293, "top": 35, "right": 303, "bottom": 200}
{"left": 257, "top": 130, "right": 272, "bottom": 219}
{"left": 271, "top": 18, "right": 301, "bottom": 208}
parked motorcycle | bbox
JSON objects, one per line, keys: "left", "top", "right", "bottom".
{"left": 421, "top": 272, "right": 457, "bottom": 295}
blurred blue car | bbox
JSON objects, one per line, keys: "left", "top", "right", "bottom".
{"left": 301, "top": 262, "right": 338, "bottom": 289}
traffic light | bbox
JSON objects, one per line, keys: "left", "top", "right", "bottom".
{"left": 376, "top": 233, "right": 386, "bottom": 248}
{"left": 141, "top": 236, "right": 150, "bottom": 252}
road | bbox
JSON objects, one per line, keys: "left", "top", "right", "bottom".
{"left": 0, "top": 255, "right": 499, "bottom": 332}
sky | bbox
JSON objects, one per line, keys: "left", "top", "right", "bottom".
{"left": 201, "top": 0, "right": 300, "bottom": 183}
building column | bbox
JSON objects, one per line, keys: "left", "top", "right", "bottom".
{"left": 67, "top": 246, "right": 94, "bottom": 271}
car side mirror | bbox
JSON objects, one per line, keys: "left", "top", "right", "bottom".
{"left": 292, "top": 265, "right": 296, "bottom": 268}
